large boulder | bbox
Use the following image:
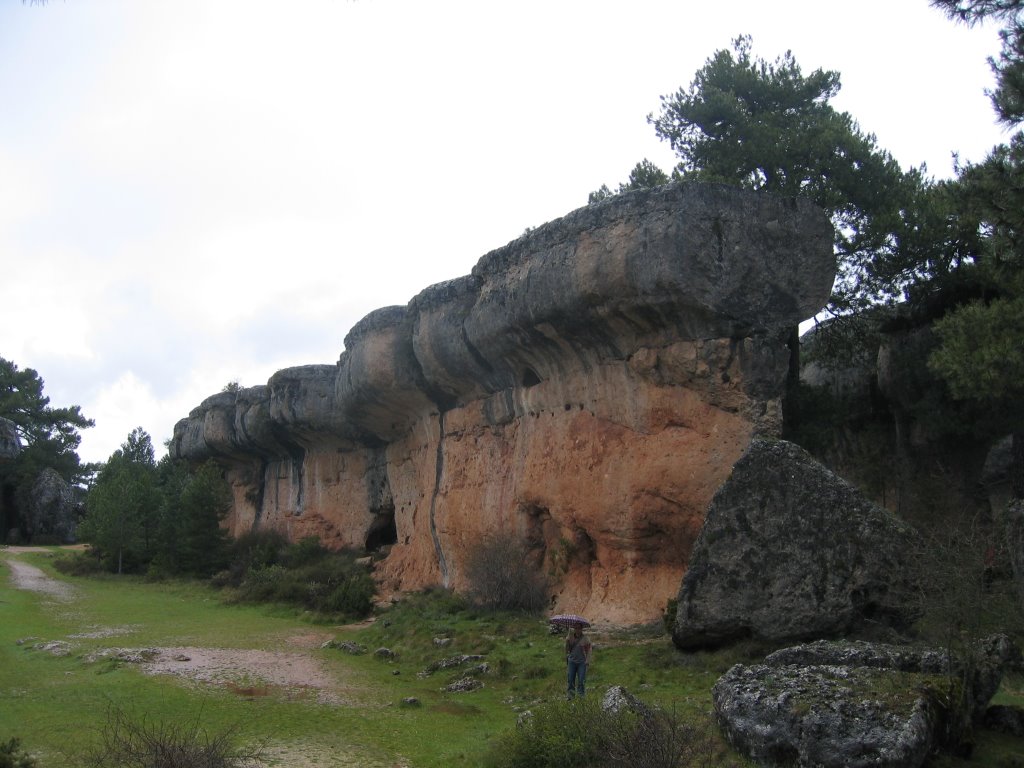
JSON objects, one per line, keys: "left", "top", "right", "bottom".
{"left": 714, "top": 661, "right": 937, "bottom": 768}
{"left": 673, "top": 439, "right": 920, "bottom": 649}
{"left": 714, "top": 636, "right": 1019, "bottom": 768}
{"left": 25, "top": 467, "right": 78, "bottom": 543}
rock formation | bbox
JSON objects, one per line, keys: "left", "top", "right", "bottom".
{"left": 714, "top": 636, "right": 1019, "bottom": 767}
{"left": 673, "top": 439, "right": 920, "bottom": 648}
{"left": 25, "top": 467, "right": 78, "bottom": 544}
{"left": 0, "top": 416, "right": 20, "bottom": 543}
{"left": 171, "top": 182, "right": 834, "bottom": 623}
{"left": 0, "top": 417, "right": 20, "bottom": 461}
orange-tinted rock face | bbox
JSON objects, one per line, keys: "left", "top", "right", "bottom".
{"left": 170, "top": 183, "right": 835, "bottom": 624}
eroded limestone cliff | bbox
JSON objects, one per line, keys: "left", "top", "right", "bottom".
{"left": 170, "top": 182, "right": 835, "bottom": 624}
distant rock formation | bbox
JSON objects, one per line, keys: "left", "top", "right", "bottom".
{"left": 0, "top": 417, "right": 20, "bottom": 462}
{"left": 25, "top": 467, "right": 77, "bottom": 544}
{"left": 171, "top": 182, "right": 834, "bottom": 623}
{"left": 673, "top": 439, "right": 920, "bottom": 648}
{"left": 0, "top": 417, "right": 22, "bottom": 543}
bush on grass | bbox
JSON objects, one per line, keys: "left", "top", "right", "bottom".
{"left": 53, "top": 549, "right": 105, "bottom": 577}
{"left": 463, "top": 533, "right": 548, "bottom": 613}
{"left": 280, "top": 535, "right": 330, "bottom": 568}
{"left": 232, "top": 548, "right": 374, "bottom": 618}
{"left": 78, "top": 705, "right": 263, "bottom": 768}
{"left": 483, "top": 697, "right": 733, "bottom": 768}
{"left": 0, "top": 738, "right": 38, "bottom": 768}
{"left": 214, "top": 529, "right": 290, "bottom": 588}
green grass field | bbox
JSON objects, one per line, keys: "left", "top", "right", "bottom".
{"left": 2, "top": 549, "right": 1023, "bottom": 767}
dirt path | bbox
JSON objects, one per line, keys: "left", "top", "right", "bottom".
{"left": 2, "top": 550, "right": 407, "bottom": 767}
{"left": 3, "top": 554, "right": 77, "bottom": 602}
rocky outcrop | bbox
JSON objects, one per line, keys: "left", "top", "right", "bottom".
{"left": 24, "top": 467, "right": 78, "bottom": 543}
{"left": 171, "top": 182, "right": 835, "bottom": 623}
{"left": 714, "top": 636, "right": 1020, "bottom": 767}
{"left": 0, "top": 417, "right": 20, "bottom": 461}
{"left": 673, "top": 439, "right": 920, "bottom": 649}
{"left": 714, "top": 658, "right": 938, "bottom": 768}
{"left": 0, "top": 417, "right": 21, "bottom": 543}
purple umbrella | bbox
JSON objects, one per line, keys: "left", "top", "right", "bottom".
{"left": 549, "top": 613, "right": 591, "bottom": 629}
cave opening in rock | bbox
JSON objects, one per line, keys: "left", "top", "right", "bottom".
{"left": 522, "top": 367, "right": 542, "bottom": 388}
{"left": 365, "top": 509, "right": 397, "bottom": 551}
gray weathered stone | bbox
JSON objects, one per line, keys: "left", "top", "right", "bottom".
{"left": 601, "top": 685, "right": 653, "bottom": 719}
{"left": 422, "top": 654, "right": 485, "bottom": 675}
{"left": 442, "top": 676, "right": 482, "bottom": 693}
{"left": 0, "top": 417, "right": 20, "bottom": 461}
{"left": 714, "top": 636, "right": 1020, "bottom": 767}
{"left": 25, "top": 467, "right": 77, "bottom": 543}
{"left": 766, "top": 635, "right": 1018, "bottom": 725}
{"left": 673, "top": 439, "right": 920, "bottom": 650}
{"left": 713, "top": 661, "right": 937, "bottom": 768}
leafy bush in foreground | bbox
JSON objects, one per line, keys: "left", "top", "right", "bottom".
{"left": 483, "top": 697, "right": 733, "bottom": 768}
{"left": 0, "top": 738, "right": 38, "bottom": 768}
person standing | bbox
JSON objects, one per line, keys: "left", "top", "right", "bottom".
{"left": 565, "top": 626, "right": 592, "bottom": 699}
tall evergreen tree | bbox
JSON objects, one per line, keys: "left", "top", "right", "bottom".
{"left": 646, "top": 35, "right": 924, "bottom": 313}
{"left": 79, "top": 428, "right": 159, "bottom": 573}
{"left": 0, "top": 357, "right": 92, "bottom": 541}
{"left": 152, "top": 458, "right": 231, "bottom": 578}
{"left": 930, "top": 0, "right": 1024, "bottom": 496}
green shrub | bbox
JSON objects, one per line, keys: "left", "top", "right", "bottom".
{"left": 231, "top": 551, "right": 374, "bottom": 619}
{"left": 53, "top": 550, "right": 104, "bottom": 576}
{"left": 280, "top": 536, "right": 329, "bottom": 568}
{"left": 222, "top": 529, "right": 289, "bottom": 587}
{"left": 484, "top": 698, "right": 609, "bottom": 768}
{"left": 0, "top": 738, "right": 38, "bottom": 768}
{"left": 483, "top": 697, "right": 735, "bottom": 768}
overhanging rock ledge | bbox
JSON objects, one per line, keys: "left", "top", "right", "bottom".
{"left": 170, "top": 182, "right": 835, "bottom": 624}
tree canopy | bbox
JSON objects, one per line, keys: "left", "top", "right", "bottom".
{"left": 588, "top": 26, "right": 1023, "bottom": 493}
{"left": 0, "top": 357, "right": 93, "bottom": 541}
{"left": 592, "top": 36, "right": 930, "bottom": 315}
{"left": 928, "top": 0, "right": 1024, "bottom": 495}
{"left": 0, "top": 357, "right": 93, "bottom": 465}
{"left": 78, "top": 427, "right": 231, "bottom": 576}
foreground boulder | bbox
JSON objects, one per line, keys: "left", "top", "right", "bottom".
{"left": 673, "top": 439, "right": 920, "bottom": 649}
{"left": 714, "top": 637, "right": 1019, "bottom": 768}
{"left": 171, "top": 183, "right": 835, "bottom": 624}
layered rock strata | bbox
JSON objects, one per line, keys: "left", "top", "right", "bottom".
{"left": 171, "top": 182, "right": 834, "bottom": 623}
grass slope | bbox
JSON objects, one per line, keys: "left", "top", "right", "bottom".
{"left": 2, "top": 549, "right": 1023, "bottom": 767}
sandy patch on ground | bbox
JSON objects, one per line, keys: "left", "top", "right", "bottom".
{"left": 138, "top": 646, "right": 355, "bottom": 705}
{"left": 259, "top": 742, "right": 409, "bottom": 768}
{"left": 3, "top": 551, "right": 411, "bottom": 766}
{"left": 2, "top": 555, "right": 77, "bottom": 601}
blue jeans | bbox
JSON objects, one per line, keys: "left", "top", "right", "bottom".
{"left": 567, "top": 660, "right": 587, "bottom": 698}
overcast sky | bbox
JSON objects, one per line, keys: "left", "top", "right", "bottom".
{"left": 0, "top": 0, "right": 1010, "bottom": 465}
